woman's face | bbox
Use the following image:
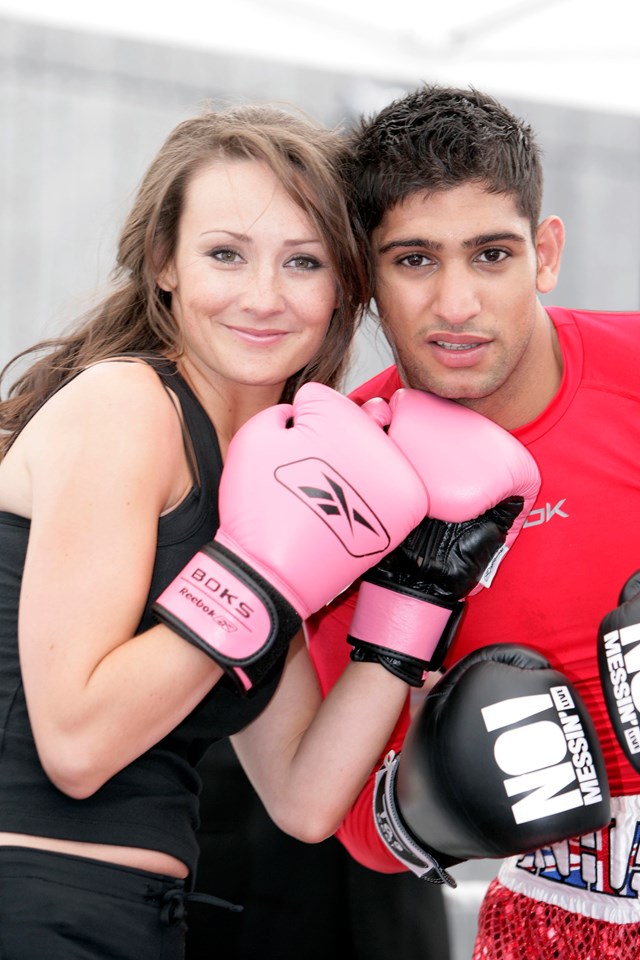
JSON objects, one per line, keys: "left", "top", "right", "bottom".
{"left": 158, "top": 159, "right": 338, "bottom": 394}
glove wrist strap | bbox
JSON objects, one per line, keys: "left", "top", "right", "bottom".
{"left": 153, "top": 542, "right": 300, "bottom": 693}
{"left": 350, "top": 581, "right": 459, "bottom": 669}
{"left": 373, "top": 752, "right": 457, "bottom": 887}
{"left": 349, "top": 646, "right": 427, "bottom": 687}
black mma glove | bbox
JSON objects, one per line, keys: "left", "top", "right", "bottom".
{"left": 373, "top": 644, "right": 612, "bottom": 884}
{"left": 349, "top": 498, "right": 523, "bottom": 686}
{"left": 598, "top": 569, "right": 640, "bottom": 773}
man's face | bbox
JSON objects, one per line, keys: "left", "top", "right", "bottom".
{"left": 372, "top": 183, "right": 560, "bottom": 426}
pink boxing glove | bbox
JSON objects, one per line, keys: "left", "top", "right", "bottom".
{"left": 153, "top": 383, "right": 428, "bottom": 692}
{"left": 367, "top": 388, "right": 541, "bottom": 581}
{"left": 348, "top": 389, "right": 541, "bottom": 686}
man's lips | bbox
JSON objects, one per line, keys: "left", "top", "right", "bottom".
{"left": 427, "top": 335, "right": 490, "bottom": 366}
{"left": 434, "top": 340, "right": 482, "bottom": 351}
{"left": 428, "top": 333, "right": 489, "bottom": 349}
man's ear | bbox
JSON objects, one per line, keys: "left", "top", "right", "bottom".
{"left": 535, "top": 216, "right": 564, "bottom": 295}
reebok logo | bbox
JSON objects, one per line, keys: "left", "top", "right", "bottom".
{"left": 524, "top": 499, "right": 569, "bottom": 528}
{"left": 275, "top": 457, "right": 391, "bottom": 558}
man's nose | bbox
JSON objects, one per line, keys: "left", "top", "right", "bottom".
{"left": 430, "top": 264, "right": 481, "bottom": 324}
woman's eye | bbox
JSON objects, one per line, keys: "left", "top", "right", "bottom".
{"left": 287, "top": 255, "right": 320, "bottom": 270}
{"left": 211, "top": 248, "right": 241, "bottom": 263}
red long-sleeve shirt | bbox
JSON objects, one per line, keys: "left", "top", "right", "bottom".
{"left": 307, "top": 306, "right": 640, "bottom": 872}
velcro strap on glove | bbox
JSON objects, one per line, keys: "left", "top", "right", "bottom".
{"left": 349, "top": 589, "right": 466, "bottom": 683}
{"left": 153, "top": 541, "right": 300, "bottom": 693}
{"left": 373, "top": 752, "right": 457, "bottom": 886}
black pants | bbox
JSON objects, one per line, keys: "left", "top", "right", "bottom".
{"left": 186, "top": 740, "right": 452, "bottom": 960}
{"left": 0, "top": 847, "right": 188, "bottom": 960}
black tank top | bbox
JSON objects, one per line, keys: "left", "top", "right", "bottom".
{"left": 0, "top": 357, "right": 286, "bottom": 876}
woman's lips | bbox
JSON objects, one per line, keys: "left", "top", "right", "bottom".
{"left": 228, "top": 326, "right": 290, "bottom": 345}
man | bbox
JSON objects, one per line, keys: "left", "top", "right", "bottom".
{"left": 307, "top": 85, "right": 640, "bottom": 958}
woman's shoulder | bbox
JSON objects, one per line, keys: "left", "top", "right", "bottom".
{"left": 7, "top": 357, "right": 189, "bottom": 518}
{"left": 62, "top": 354, "right": 172, "bottom": 394}
{"left": 37, "top": 358, "right": 178, "bottom": 432}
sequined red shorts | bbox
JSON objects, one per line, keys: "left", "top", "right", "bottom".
{"left": 472, "top": 877, "right": 640, "bottom": 960}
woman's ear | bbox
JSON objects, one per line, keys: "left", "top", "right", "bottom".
{"left": 156, "top": 259, "right": 177, "bottom": 293}
{"left": 535, "top": 216, "right": 565, "bottom": 295}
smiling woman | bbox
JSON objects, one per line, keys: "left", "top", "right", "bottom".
{"left": 155, "top": 159, "right": 339, "bottom": 419}
{"left": 0, "top": 102, "right": 440, "bottom": 959}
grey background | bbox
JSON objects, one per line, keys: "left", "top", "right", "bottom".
{"left": 2, "top": 15, "right": 640, "bottom": 958}
{"left": 2, "top": 16, "right": 640, "bottom": 386}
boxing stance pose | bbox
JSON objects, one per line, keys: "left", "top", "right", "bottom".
{"left": 154, "top": 384, "right": 539, "bottom": 693}
{"left": 0, "top": 103, "right": 538, "bottom": 958}
{"left": 307, "top": 85, "right": 640, "bottom": 959}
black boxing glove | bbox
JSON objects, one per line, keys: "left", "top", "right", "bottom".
{"left": 348, "top": 500, "right": 523, "bottom": 686}
{"left": 598, "top": 569, "right": 640, "bottom": 772}
{"left": 373, "top": 644, "right": 611, "bottom": 885}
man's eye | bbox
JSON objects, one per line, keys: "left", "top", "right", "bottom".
{"left": 399, "top": 253, "right": 430, "bottom": 268}
{"left": 478, "top": 248, "right": 508, "bottom": 264}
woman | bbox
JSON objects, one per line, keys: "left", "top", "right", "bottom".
{"left": 0, "top": 104, "right": 420, "bottom": 958}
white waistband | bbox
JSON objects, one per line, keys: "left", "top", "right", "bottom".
{"left": 498, "top": 794, "right": 640, "bottom": 922}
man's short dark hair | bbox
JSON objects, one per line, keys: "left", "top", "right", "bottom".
{"left": 346, "top": 84, "right": 543, "bottom": 237}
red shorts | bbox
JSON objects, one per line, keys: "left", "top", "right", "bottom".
{"left": 473, "top": 877, "right": 640, "bottom": 960}
{"left": 473, "top": 795, "right": 640, "bottom": 959}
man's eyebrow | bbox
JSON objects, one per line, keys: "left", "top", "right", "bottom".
{"left": 377, "top": 232, "right": 527, "bottom": 255}
{"left": 377, "top": 237, "right": 439, "bottom": 255}
{"left": 464, "top": 232, "right": 527, "bottom": 248}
